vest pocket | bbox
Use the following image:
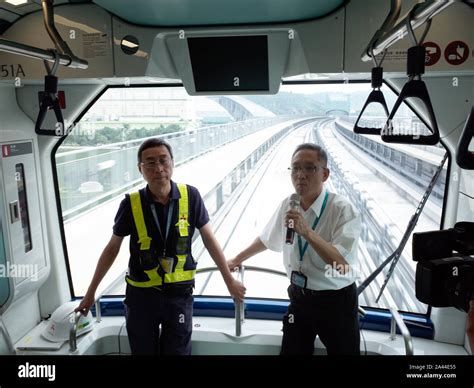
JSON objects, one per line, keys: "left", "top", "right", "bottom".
{"left": 176, "top": 236, "right": 189, "bottom": 255}
{"left": 138, "top": 250, "right": 159, "bottom": 270}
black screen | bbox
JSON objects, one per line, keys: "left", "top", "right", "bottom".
{"left": 188, "top": 36, "right": 269, "bottom": 92}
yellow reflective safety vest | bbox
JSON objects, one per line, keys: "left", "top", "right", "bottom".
{"left": 125, "top": 183, "right": 196, "bottom": 288}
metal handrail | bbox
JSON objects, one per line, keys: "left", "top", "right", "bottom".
{"left": 0, "top": 39, "right": 87, "bottom": 69}
{"left": 235, "top": 266, "right": 245, "bottom": 337}
{"left": 197, "top": 265, "right": 288, "bottom": 337}
{"left": 69, "top": 311, "right": 82, "bottom": 353}
{"left": 361, "top": 1, "right": 454, "bottom": 62}
{"left": 93, "top": 263, "right": 368, "bottom": 336}
{"left": 389, "top": 307, "right": 414, "bottom": 355}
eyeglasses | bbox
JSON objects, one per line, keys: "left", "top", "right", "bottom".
{"left": 288, "top": 165, "right": 321, "bottom": 175}
{"left": 140, "top": 158, "right": 172, "bottom": 169}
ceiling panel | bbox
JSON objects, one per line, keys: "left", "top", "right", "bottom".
{"left": 93, "top": 0, "right": 345, "bottom": 27}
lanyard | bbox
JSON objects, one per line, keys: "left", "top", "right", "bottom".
{"left": 298, "top": 191, "right": 329, "bottom": 262}
{"left": 150, "top": 201, "right": 174, "bottom": 256}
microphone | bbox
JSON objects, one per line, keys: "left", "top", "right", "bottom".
{"left": 285, "top": 193, "right": 300, "bottom": 245}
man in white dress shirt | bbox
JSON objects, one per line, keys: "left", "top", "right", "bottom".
{"left": 227, "top": 143, "right": 361, "bottom": 355}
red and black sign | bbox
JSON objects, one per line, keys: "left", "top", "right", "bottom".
{"left": 444, "top": 40, "right": 469, "bottom": 66}
{"left": 1, "top": 142, "right": 32, "bottom": 158}
{"left": 2, "top": 144, "right": 11, "bottom": 157}
{"left": 422, "top": 42, "right": 441, "bottom": 66}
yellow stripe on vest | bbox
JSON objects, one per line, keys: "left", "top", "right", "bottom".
{"left": 164, "top": 254, "right": 192, "bottom": 283}
{"left": 130, "top": 192, "right": 152, "bottom": 251}
{"left": 176, "top": 183, "right": 190, "bottom": 237}
{"left": 165, "top": 269, "right": 196, "bottom": 283}
{"left": 126, "top": 273, "right": 162, "bottom": 287}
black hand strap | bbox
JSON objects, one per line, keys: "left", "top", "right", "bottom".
{"left": 354, "top": 88, "right": 390, "bottom": 135}
{"left": 354, "top": 50, "right": 389, "bottom": 135}
{"left": 35, "top": 50, "right": 65, "bottom": 135}
{"left": 381, "top": 79, "right": 439, "bottom": 145}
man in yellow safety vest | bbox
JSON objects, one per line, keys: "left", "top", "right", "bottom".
{"left": 76, "top": 138, "right": 245, "bottom": 355}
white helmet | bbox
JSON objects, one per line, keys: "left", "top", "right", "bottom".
{"left": 42, "top": 301, "right": 94, "bottom": 343}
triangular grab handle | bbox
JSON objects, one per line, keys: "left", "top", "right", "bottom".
{"left": 35, "top": 74, "right": 65, "bottom": 135}
{"left": 35, "top": 95, "right": 64, "bottom": 135}
{"left": 353, "top": 89, "right": 390, "bottom": 135}
{"left": 381, "top": 79, "right": 439, "bottom": 145}
{"left": 456, "top": 106, "right": 474, "bottom": 170}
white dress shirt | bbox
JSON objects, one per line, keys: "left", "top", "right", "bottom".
{"left": 259, "top": 187, "right": 361, "bottom": 290}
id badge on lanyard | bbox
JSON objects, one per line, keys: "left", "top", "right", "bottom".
{"left": 151, "top": 201, "right": 176, "bottom": 273}
{"left": 291, "top": 271, "right": 307, "bottom": 288}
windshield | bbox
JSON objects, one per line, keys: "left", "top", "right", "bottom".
{"left": 55, "top": 83, "right": 447, "bottom": 314}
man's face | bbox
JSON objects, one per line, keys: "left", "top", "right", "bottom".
{"left": 138, "top": 145, "right": 174, "bottom": 185}
{"left": 290, "top": 149, "right": 329, "bottom": 198}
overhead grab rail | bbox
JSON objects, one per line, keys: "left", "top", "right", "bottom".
{"left": 0, "top": 0, "right": 87, "bottom": 69}
{"left": 361, "top": 1, "right": 454, "bottom": 62}
{"left": 363, "top": 0, "right": 401, "bottom": 62}
{"left": 0, "top": 39, "right": 86, "bottom": 69}
{"left": 381, "top": 4, "right": 440, "bottom": 145}
{"left": 41, "top": 0, "right": 76, "bottom": 60}
{"left": 456, "top": 106, "right": 474, "bottom": 170}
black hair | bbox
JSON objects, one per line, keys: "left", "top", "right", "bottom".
{"left": 292, "top": 143, "right": 328, "bottom": 167}
{"left": 137, "top": 138, "right": 174, "bottom": 163}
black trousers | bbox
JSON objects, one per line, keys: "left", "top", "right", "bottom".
{"left": 281, "top": 283, "right": 360, "bottom": 355}
{"left": 124, "top": 285, "right": 193, "bottom": 355}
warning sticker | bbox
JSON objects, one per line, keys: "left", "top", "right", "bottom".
{"left": 422, "top": 42, "right": 441, "bottom": 66}
{"left": 381, "top": 49, "right": 407, "bottom": 62}
{"left": 444, "top": 41, "right": 469, "bottom": 66}
{"left": 83, "top": 33, "right": 109, "bottom": 59}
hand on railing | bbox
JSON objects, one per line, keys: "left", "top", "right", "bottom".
{"left": 225, "top": 277, "right": 246, "bottom": 304}
{"left": 74, "top": 291, "right": 95, "bottom": 316}
{"left": 74, "top": 270, "right": 127, "bottom": 324}
{"left": 233, "top": 266, "right": 245, "bottom": 337}
{"left": 227, "top": 257, "right": 243, "bottom": 272}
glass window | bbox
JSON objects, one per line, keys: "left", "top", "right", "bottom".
{"left": 56, "top": 84, "right": 447, "bottom": 314}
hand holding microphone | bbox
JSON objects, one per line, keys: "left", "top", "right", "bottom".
{"left": 285, "top": 194, "right": 300, "bottom": 245}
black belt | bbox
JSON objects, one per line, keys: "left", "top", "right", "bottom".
{"left": 152, "top": 285, "right": 194, "bottom": 296}
{"left": 290, "top": 282, "right": 355, "bottom": 296}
